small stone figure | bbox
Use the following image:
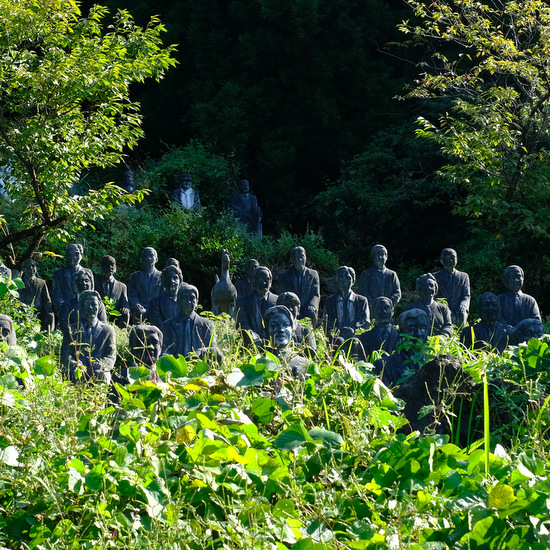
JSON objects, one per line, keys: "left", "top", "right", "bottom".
{"left": 234, "top": 259, "right": 259, "bottom": 299}
{"left": 0, "top": 314, "right": 16, "bottom": 347}
{"left": 148, "top": 265, "right": 182, "bottom": 328}
{"left": 277, "top": 291, "right": 317, "bottom": 353}
{"left": 511, "top": 318, "right": 545, "bottom": 345}
{"left": 120, "top": 170, "right": 137, "bottom": 193}
{"left": 498, "top": 265, "right": 542, "bottom": 328}
{"left": 374, "top": 308, "right": 430, "bottom": 387}
{"left": 236, "top": 266, "right": 278, "bottom": 347}
{"left": 278, "top": 246, "right": 320, "bottom": 324}
{"left": 170, "top": 172, "right": 201, "bottom": 212}
{"left": 18, "top": 258, "right": 55, "bottom": 332}
{"left": 95, "top": 255, "right": 130, "bottom": 328}
{"left": 0, "top": 260, "right": 11, "bottom": 281}
{"left": 357, "top": 245, "right": 401, "bottom": 307}
{"left": 51, "top": 244, "right": 93, "bottom": 312}
{"left": 434, "top": 248, "right": 470, "bottom": 327}
{"left": 61, "top": 290, "right": 116, "bottom": 383}
{"left": 162, "top": 284, "right": 223, "bottom": 361}
{"left": 128, "top": 247, "right": 162, "bottom": 324}
{"left": 357, "top": 297, "right": 399, "bottom": 360}
{"left": 406, "top": 273, "right": 454, "bottom": 337}
{"left": 323, "top": 266, "right": 370, "bottom": 341}
{"left": 211, "top": 249, "right": 238, "bottom": 316}
{"left": 230, "top": 179, "right": 262, "bottom": 234}
{"left": 461, "top": 292, "right": 509, "bottom": 353}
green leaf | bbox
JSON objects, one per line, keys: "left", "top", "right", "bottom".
{"left": 489, "top": 485, "right": 516, "bottom": 510}
{"left": 33, "top": 356, "right": 56, "bottom": 377}
{"left": 157, "top": 355, "right": 188, "bottom": 378}
{"left": 273, "top": 423, "right": 316, "bottom": 451}
{"left": 308, "top": 429, "right": 344, "bottom": 449}
{"left": 251, "top": 397, "right": 276, "bottom": 424}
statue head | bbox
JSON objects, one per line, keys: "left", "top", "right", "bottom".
{"left": 336, "top": 266, "right": 355, "bottom": 294}
{"left": 79, "top": 290, "right": 102, "bottom": 323}
{"left": 72, "top": 269, "right": 94, "bottom": 294}
{"left": 514, "top": 318, "right": 544, "bottom": 343}
{"left": 265, "top": 305, "right": 294, "bottom": 350}
{"left": 161, "top": 265, "right": 182, "bottom": 296}
{"left": 290, "top": 246, "right": 307, "bottom": 271}
{"left": 440, "top": 248, "right": 458, "bottom": 271}
{"left": 277, "top": 291, "right": 301, "bottom": 321}
{"left": 66, "top": 243, "right": 83, "bottom": 268}
{"left": 252, "top": 266, "right": 272, "bottom": 296}
{"left": 0, "top": 314, "right": 16, "bottom": 347}
{"left": 416, "top": 273, "right": 438, "bottom": 301}
{"left": 370, "top": 245, "right": 388, "bottom": 269}
{"left": 399, "top": 309, "right": 429, "bottom": 341}
{"left": 22, "top": 258, "right": 37, "bottom": 280}
{"left": 503, "top": 265, "right": 524, "bottom": 293}
{"left": 238, "top": 179, "right": 250, "bottom": 194}
{"left": 477, "top": 292, "right": 500, "bottom": 324}
{"left": 121, "top": 171, "right": 136, "bottom": 192}
{"left": 372, "top": 296, "right": 394, "bottom": 326}
{"left": 129, "top": 325, "right": 163, "bottom": 366}
{"left": 140, "top": 247, "right": 158, "bottom": 270}
{"left": 179, "top": 172, "right": 193, "bottom": 190}
{"left": 245, "top": 259, "right": 260, "bottom": 280}
{"left": 100, "top": 255, "right": 117, "bottom": 279}
{"left": 177, "top": 284, "right": 199, "bottom": 316}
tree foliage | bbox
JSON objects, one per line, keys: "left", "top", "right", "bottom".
{"left": 401, "top": 0, "right": 550, "bottom": 257}
{"left": 0, "top": 0, "right": 176, "bottom": 260}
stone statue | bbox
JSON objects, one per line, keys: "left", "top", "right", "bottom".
{"left": 61, "top": 290, "right": 116, "bottom": 383}
{"left": 51, "top": 243, "right": 93, "bottom": 312}
{"left": 0, "top": 314, "right": 16, "bottom": 347}
{"left": 406, "top": 273, "right": 454, "bottom": 337}
{"left": 18, "top": 258, "right": 55, "bottom": 332}
{"left": 128, "top": 247, "right": 162, "bottom": 324}
{"left": 95, "top": 255, "right": 130, "bottom": 328}
{"left": 234, "top": 259, "right": 259, "bottom": 299}
{"left": 461, "top": 292, "right": 509, "bottom": 353}
{"left": 120, "top": 170, "right": 137, "bottom": 193}
{"left": 148, "top": 265, "right": 182, "bottom": 328}
{"left": 277, "top": 291, "right": 317, "bottom": 353}
{"left": 230, "top": 179, "right": 262, "bottom": 234}
{"left": 357, "top": 296, "right": 399, "bottom": 360}
{"left": 357, "top": 245, "right": 401, "bottom": 307}
{"left": 278, "top": 246, "right": 320, "bottom": 324}
{"left": 211, "top": 249, "right": 238, "bottom": 316}
{"left": 265, "top": 305, "right": 309, "bottom": 377}
{"left": 170, "top": 172, "right": 201, "bottom": 212}
{"left": 511, "top": 318, "right": 545, "bottom": 345}
{"left": 434, "top": 248, "right": 470, "bottom": 326}
{"left": 0, "top": 260, "right": 11, "bottom": 281}
{"left": 236, "top": 266, "right": 278, "bottom": 347}
{"left": 374, "top": 308, "right": 430, "bottom": 387}
{"left": 162, "top": 284, "right": 223, "bottom": 362}
{"left": 498, "top": 265, "right": 542, "bottom": 328}
{"left": 322, "top": 266, "right": 370, "bottom": 341}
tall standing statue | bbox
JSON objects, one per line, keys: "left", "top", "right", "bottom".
{"left": 148, "top": 265, "right": 183, "bottom": 328}
{"left": 357, "top": 245, "right": 401, "bottom": 307}
{"left": 51, "top": 243, "right": 93, "bottom": 313}
{"left": 18, "top": 258, "right": 55, "bottom": 332}
{"left": 211, "top": 249, "right": 238, "bottom": 317}
{"left": 234, "top": 259, "right": 259, "bottom": 299}
{"left": 358, "top": 296, "right": 399, "bottom": 360}
{"left": 170, "top": 172, "right": 201, "bottom": 212}
{"left": 95, "top": 255, "right": 130, "bottom": 328}
{"left": 278, "top": 246, "right": 320, "bottom": 325}
{"left": 230, "top": 179, "right": 262, "bottom": 235}
{"left": 498, "top": 265, "right": 541, "bottom": 328}
{"left": 434, "top": 248, "right": 470, "bottom": 326}
{"left": 128, "top": 247, "right": 162, "bottom": 324}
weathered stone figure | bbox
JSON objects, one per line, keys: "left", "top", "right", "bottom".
{"left": 211, "top": 249, "right": 238, "bottom": 316}
{"left": 358, "top": 244, "right": 401, "bottom": 307}
{"left": 0, "top": 314, "right": 16, "bottom": 347}
{"left": 61, "top": 290, "right": 116, "bottom": 383}
{"left": 162, "top": 284, "right": 223, "bottom": 361}
{"left": 120, "top": 170, "right": 137, "bottom": 193}
{"left": 230, "top": 179, "right": 262, "bottom": 234}
{"left": 434, "top": 248, "right": 470, "bottom": 326}
{"left": 148, "top": 265, "right": 182, "bottom": 328}
{"left": 358, "top": 296, "right": 399, "bottom": 360}
{"left": 170, "top": 172, "right": 201, "bottom": 212}
{"left": 234, "top": 259, "right": 259, "bottom": 299}
{"left": 19, "top": 258, "right": 55, "bottom": 332}
{"left": 276, "top": 291, "right": 317, "bottom": 353}
{"left": 461, "top": 292, "right": 509, "bottom": 353}
{"left": 95, "top": 255, "right": 130, "bottom": 328}
{"left": 406, "top": 273, "right": 454, "bottom": 337}
{"left": 278, "top": 246, "right": 320, "bottom": 324}
{"left": 51, "top": 243, "right": 93, "bottom": 312}
{"left": 498, "top": 265, "right": 541, "bottom": 328}
{"left": 128, "top": 247, "right": 162, "bottom": 324}
{"left": 236, "top": 266, "right": 278, "bottom": 347}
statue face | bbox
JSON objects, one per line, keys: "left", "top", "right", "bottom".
{"left": 268, "top": 312, "right": 292, "bottom": 349}
{"left": 141, "top": 248, "right": 157, "bottom": 269}
{"left": 279, "top": 299, "right": 299, "bottom": 320}
{"left": 101, "top": 259, "right": 116, "bottom": 279}
{"left": 246, "top": 259, "right": 259, "bottom": 279}
{"left": 337, "top": 269, "right": 354, "bottom": 293}
{"left": 66, "top": 245, "right": 82, "bottom": 268}
{"left": 505, "top": 268, "right": 523, "bottom": 292}
{"left": 404, "top": 316, "right": 429, "bottom": 341}
{"left": 180, "top": 174, "right": 192, "bottom": 190}
{"left": 372, "top": 248, "right": 387, "bottom": 269}
{"left": 75, "top": 274, "right": 93, "bottom": 293}
{"left": 178, "top": 290, "right": 198, "bottom": 316}
{"left": 291, "top": 248, "right": 306, "bottom": 270}
{"left": 82, "top": 296, "right": 99, "bottom": 323}
{"left": 166, "top": 272, "right": 181, "bottom": 295}
{"left": 441, "top": 250, "right": 457, "bottom": 270}
{"left": 478, "top": 294, "right": 499, "bottom": 323}
{"left": 0, "top": 320, "right": 11, "bottom": 342}
{"left": 418, "top": 278, "right": 437, "bottom": 301}
{"left": 238, "top": 180, "right": 250, "bottom": 194}
{"left": 253, "top": 271, "right": 272, "bottom": 296}
{"left": 131, "top": 331, "right": 162, "bottom": 365}
{"left": 22, "top": 261, "right": 36, "bottom": 279}
{"left": 373, "top": 300, "right": 393, "bottom": 325}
